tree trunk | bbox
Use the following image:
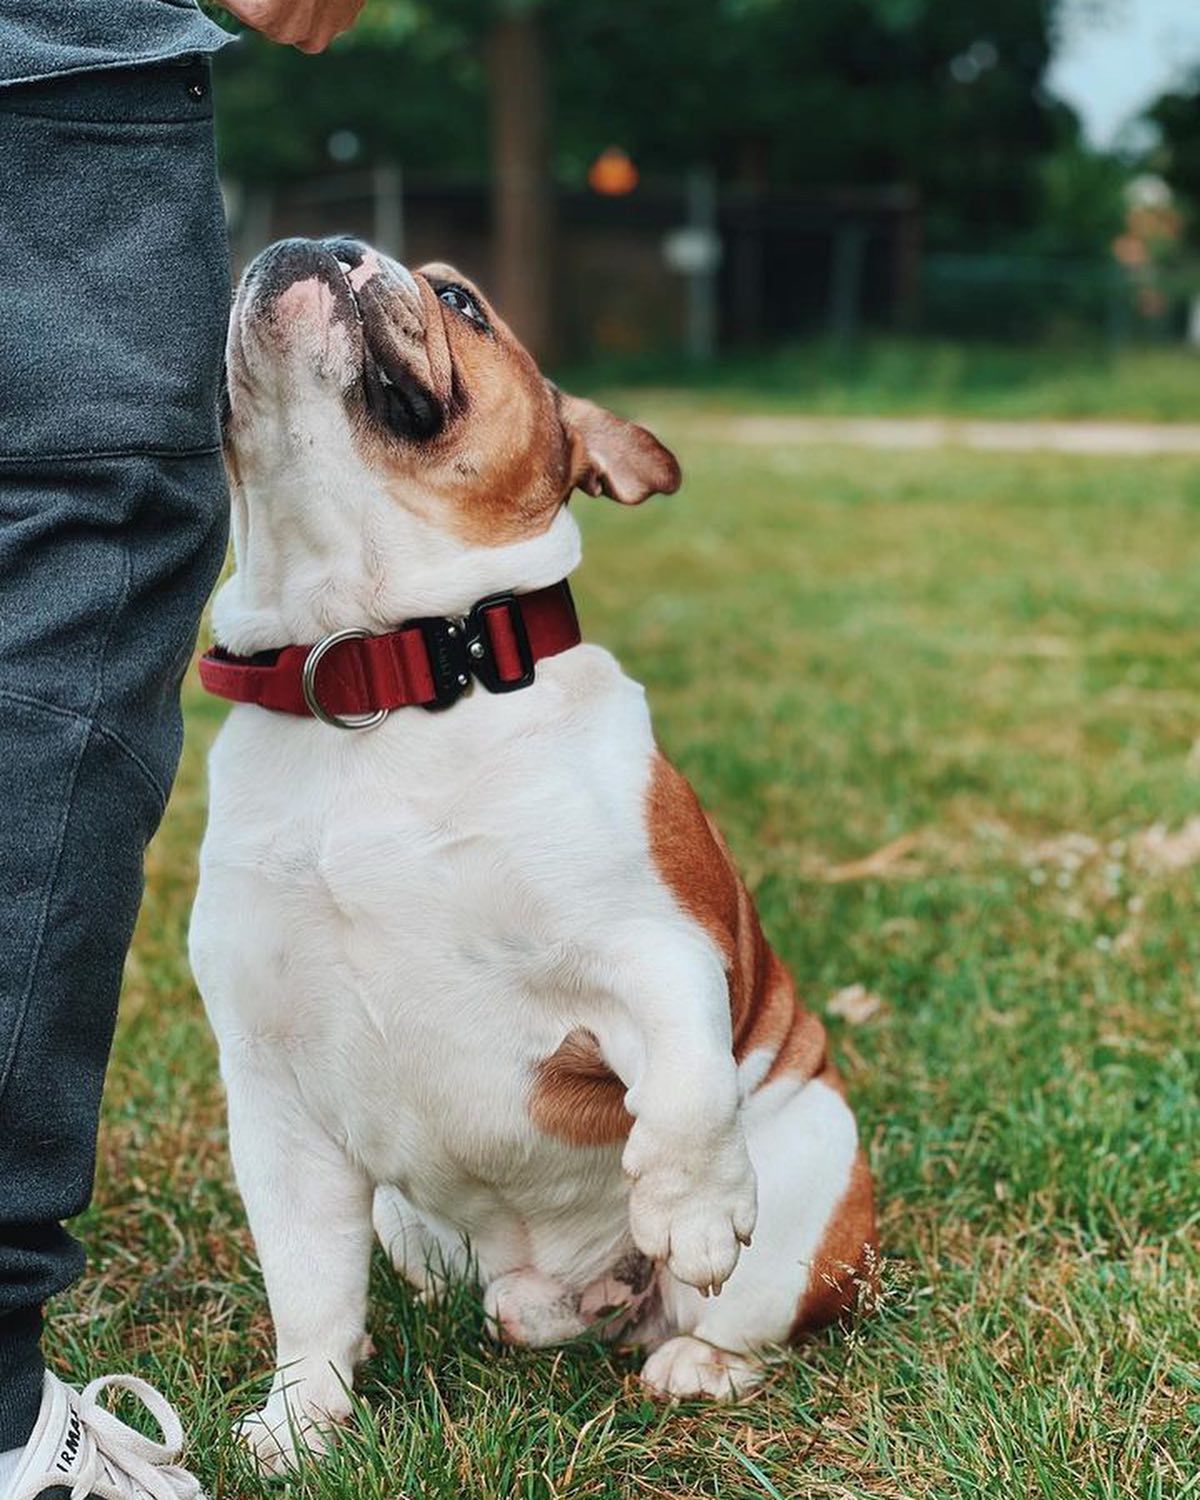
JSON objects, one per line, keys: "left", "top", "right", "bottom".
{"left": 488, "top": 8, "right": 555, "bottom": 361}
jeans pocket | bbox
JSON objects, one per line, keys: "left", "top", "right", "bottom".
{"left": 0, "top": 66, "right": 230, "bottom": 458}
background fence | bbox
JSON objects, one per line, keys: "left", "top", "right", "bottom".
{"left": 225, "top": 169, "right": 1200, "bottom": 363}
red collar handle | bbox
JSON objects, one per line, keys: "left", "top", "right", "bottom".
{"left": 197, "top": 581, "right": 581, "bottom": 728}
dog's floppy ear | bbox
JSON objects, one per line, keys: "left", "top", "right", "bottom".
{"left": 559, "top": 393, "right": 681, "bottom": 505}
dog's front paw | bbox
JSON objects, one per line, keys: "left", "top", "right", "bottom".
{"left": 641, "top": 1335, "right": 763, "bottom": 1401}
{"left": 624, "top": 1125, "right": 757, "bottom": 1294}
{"left": 235, "top": 1389, "right": 349, "bottom": 1476}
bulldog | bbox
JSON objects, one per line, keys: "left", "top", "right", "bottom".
{"left": 188, "top": 236, "right": 877, "bottom": 1471}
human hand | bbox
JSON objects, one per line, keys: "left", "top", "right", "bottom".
{"left": 222, "top": 0, "right": 366, "bottom": 54}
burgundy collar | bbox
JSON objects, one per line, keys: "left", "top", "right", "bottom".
{"left": 197, "top": 582, "right": 581, "bottom": 730}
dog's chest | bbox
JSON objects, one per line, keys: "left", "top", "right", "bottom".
{"left": 195, "top": 651, "right": 655, "bottom": 1204}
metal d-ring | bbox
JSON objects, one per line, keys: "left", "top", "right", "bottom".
{"left": 301, "top": 628, "right": 389, "bottom": 731}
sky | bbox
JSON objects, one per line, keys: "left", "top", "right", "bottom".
{"left": 1046, "top": 0, "right": 1200, "bottom": 147}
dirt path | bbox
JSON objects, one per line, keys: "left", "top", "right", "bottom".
{"left": 662, "top": 413, "right": 1200, "bottom": 456}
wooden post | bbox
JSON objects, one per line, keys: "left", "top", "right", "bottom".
{"left": 229, "top": 181, "right": 274, "bottom": 278}
{"left": 373, "top": 161, "right": 405, "bottom": 262}
{"left": 488, "top": 7, "right": 555, "bottom": 360}
{"left": 829, "top": 221, "right": 866, "bottom": 353}
{"left": 685, "top": 167, "right": 719, "bottom": 363}
{"left": 894, "top": 184, "right": 923, "bottom": 332}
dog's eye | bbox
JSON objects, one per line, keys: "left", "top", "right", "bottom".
{"left": 438, "top": 285, "right": 483, "bottom": 324}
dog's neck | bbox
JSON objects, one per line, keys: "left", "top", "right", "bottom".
{"left": 211, "top": 459, "right": 582, "bottom": 655}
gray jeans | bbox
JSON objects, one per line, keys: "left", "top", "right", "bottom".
{"left": 0, "top": 58, "right": 229, "bottom": 1448}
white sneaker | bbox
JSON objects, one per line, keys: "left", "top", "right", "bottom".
{"left": 5, "top": 1371, "right": 204, "bottom": 1500}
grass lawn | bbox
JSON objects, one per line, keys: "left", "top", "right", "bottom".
{"left": 568, "top": 340, "right": 1200, "bottom": 425}
{"left": 61, "top": 414, "right": 1199, "bottom": 1498}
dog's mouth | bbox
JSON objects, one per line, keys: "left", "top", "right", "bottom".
{"left": 229, "top": 238, "right": 446, "bottom": 446}
{"left": 332, "top": 252, "right": 444, "bottom": 444}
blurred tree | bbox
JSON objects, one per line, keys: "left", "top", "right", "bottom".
{"left": 1022, "top": 118, "right": 1127, "bottom": 255}
{"left": 1149, "top": 80, "right": 1200, "bottom": 237}
{"left": 206, "top": 0, "right": 556, "bottom": 352}
{"left": 486, "top": 3, "right": 554, "bottom": 356}
{"left": 207, "top": 0, "right": 1081, "bottom": 240}
{"left": 202, "top": 3, "right": 485, "bottom": 183}
{"left": 204, "top": 0, "right": 1094, "bottom": 255}
{"left": 548, "top": 0, "right": 1069, "bottom": 248}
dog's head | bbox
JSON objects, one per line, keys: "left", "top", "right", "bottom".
{"left": 224, "top": 237, "right": 680, "bottom": 549}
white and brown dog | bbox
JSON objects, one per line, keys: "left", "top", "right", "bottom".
{"left": 189, "top": 237, "right": 877, "bottom": 1470}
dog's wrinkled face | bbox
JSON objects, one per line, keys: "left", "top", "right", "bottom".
{"left": 224, "top": 237, "right": 680, "bottom": 545}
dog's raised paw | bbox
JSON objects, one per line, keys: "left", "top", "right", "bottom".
{"left": 641, "top": 1335, "right": 763, "bottom": 1401}
{"left": 624, "top": 1128, "right": 757, "bottom": 1294}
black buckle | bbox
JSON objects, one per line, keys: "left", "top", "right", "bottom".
{"left": 465, "top": 592, "right": 536, "bottom": 694}
{"left": 411, "top": 615, "right": 472, "bottom": 710}
{"left": 408, "top": 592, "right": 536, "bottom": 711}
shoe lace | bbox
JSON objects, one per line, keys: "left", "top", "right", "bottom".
{"left": 12, "top": 1376, "right": 203, "bottom": 1500}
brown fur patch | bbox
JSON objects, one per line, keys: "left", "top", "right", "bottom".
{"left": 528, "top": 1027, "right": 632, "bottom": 1146}
{"left": 559, "top": 394, "right": 681, "bottom": 505}
{"left": 792, "top": 1149, "right": 878, "bottom": 1334}
{"left": 355, "top": 267, "right": 569, "bottom": 548}
{"left": 646, "top": 751, "right": 879, "bottom": 1340}
{"left": 645, "top": 752, "right": 831, "bottom": 1083}
{"left": 529, "top": 752, "right": 879, "bottom": 1334}
{"left": 348, "top": 261, "right": 678, "bottom": 549}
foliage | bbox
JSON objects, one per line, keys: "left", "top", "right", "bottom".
{"left": 1025, "top": 137, "right": 1127, "bottom": 255}
{"left": 203, "top": 0, "right": 1089, "bottom": 250}
{"left": 65, "top": 407, "right": 1200, "bottom": 1498}
{"left": 202, "top": 5, "right": 487, "bottom": 181}
{"left": 1150, "top": 77, "right": 1200, "bottom": 242}
{"left": 549, "top": 0, "right": 1067, "bottom": 249}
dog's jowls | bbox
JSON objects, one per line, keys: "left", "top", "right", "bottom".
{"left": 189, "top": 237, "right": 877, "bottom": 1471}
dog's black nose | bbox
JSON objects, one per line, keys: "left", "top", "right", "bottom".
{"left": 323, "top": 236, "right": 369, "bottom": 270}
{"left": 241, "top": 238, "right": 362, "bottom": 321}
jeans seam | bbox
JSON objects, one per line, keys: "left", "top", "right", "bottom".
{"left": 0, "top": 539, "right": 133, "bottom": 1110}
{"left": 91, "top": 723, "right": 171, "bottom": 815}
{"left": 0, "top": 105, "right": 213, "bottom": 124}
{"left": 0, "top": 445, "right": 222, "bottom": 466}
{"left": 0, "top": 686, "right": 81, "bottom": 728}
{"left": 0, "top": 720, "right": 91, "bottom": 1109}
{"left": 0, "top": 692, "right": 172, "bottom": 815}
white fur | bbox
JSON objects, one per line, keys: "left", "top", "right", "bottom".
{"left": 191, "top": 268, "right": 859, "bottom": 1469}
